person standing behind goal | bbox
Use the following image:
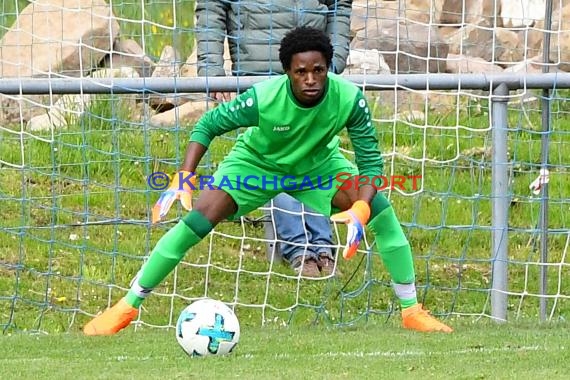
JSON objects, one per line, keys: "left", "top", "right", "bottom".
{"left": 194, "top": 0, "right": 354, "bottom": 277}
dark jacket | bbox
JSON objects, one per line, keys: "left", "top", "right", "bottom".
{"left": 195, "top": 0, "right": 353, "bottom": 76}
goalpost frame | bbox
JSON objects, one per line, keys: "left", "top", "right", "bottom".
{"left": 1, "top": 71, "right": 567, "bottom": 322}
{"left": 1, "top": 73, "right": 570, "bottom": 95}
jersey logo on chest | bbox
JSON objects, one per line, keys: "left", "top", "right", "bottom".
{"left": 273, "top": 125, "right": 291, "bottom": 132}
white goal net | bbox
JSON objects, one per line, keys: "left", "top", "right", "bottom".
{"left": 1, "top": 0, "right": 569, "bottom": 333}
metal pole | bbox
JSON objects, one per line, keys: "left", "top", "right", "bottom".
{"left": 491, "top": 82, "right": 510, "bottom": 322}
{"left": 3, "top": 73, "right": 570, "bottom": 94}
{"left": 539, "top": 0, "right": 554, "bottom": 322}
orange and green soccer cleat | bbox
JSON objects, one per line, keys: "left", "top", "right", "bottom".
{"left": 401, "top": 304, "right": 453, "bottom": 333}
{"left": 83, "top": 298, "right": 138, "bottom": 336}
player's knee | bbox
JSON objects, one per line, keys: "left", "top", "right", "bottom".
{"left": 368, "top": 203, "right": 409, "bottom": 250}
{"left": 182, "top": 209, "right": 214, "bottom": 238}
{"left": 382, "top": 238, "right": 410, "bottom": 255}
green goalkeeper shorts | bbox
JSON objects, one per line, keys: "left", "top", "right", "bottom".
{"left": 206, "top": 150, "right": 358, "bottom": 219}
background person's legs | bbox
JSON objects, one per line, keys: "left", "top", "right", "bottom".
{"left": 271, "top": 193, "right": 333, "bottom": 277}
{"left": 303, "top": 203, "right": 338, "bottom": 276}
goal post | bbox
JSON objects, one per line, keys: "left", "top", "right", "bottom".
{"left": 1, "top": 0, "right": 570, "bottom": 333}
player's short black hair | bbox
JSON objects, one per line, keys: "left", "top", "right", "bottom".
{"left": 279, "top": 26, "right": 333, "bottom": 71}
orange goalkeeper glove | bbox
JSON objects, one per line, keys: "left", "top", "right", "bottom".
{"left": 330, "top": 200, "right": 371, "bottom": 260}
{"left": 151, "top": 171, "right": 197, "bottom": 224}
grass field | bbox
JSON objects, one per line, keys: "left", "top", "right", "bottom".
{"left": 2, "top": 320, "right": 570, "bottom": 379}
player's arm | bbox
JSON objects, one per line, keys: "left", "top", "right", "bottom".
{"left": 325, "top": 0, "right": 352, "bottom": 74}
{"left": 346, "top": 91, "right": 383, "bottom": 203}
{"left": 189, "top": 88, "right": 259, "bottom": 150}
{"left": 330, "top": 91, "right": 382, "bottom": 259}
{"left": 152, "top": 89, "right": 259, "bottom": 223}
{"left": 180, "top": 142, "right": 207, "bottom": 173}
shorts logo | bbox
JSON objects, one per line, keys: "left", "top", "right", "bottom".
{"left": 273, "top": 125, "right": 290, "bottom": 132}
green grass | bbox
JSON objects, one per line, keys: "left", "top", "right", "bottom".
{"left": 0, "top": 0, "right": 28, "bottom": 36}
{"left": 2, "top": 321, "right": 570, "bottom": 379}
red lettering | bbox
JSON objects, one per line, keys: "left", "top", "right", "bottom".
{"left": 371, "top": 175, "right": 388, "bottom": 190}
{"left": 408, "top": 175, "right": 422, "bottom": 191}
{"left": 335, "top": 172, "right": 353, "bottom": 190}
{"left": 355, "top": 175, "right": 370, "bottom": 190}
{"left": 391, "top": 175, "right": 406, "bottom": 191}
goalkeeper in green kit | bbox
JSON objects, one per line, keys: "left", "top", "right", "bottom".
{"left": 84, "top": 27, "right": 452, "bottom": 335}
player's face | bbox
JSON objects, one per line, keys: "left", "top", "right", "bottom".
{"left": 286, "top": 51, "right": 328, "bottom": 107}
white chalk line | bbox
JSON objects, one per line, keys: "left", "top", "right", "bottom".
{"left": 2, "top": 344, "right": 544, "bottom": 363}
{"left": 239, "top": 345, "right": 542, "bottom": 360}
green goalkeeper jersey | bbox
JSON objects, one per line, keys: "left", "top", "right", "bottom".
{"left": 190, "top": 72, "right": 383, "bottom": 177}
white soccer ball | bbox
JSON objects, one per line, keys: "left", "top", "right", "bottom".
{"left": 176, "top": 298, "right": 240, "bottom": 357}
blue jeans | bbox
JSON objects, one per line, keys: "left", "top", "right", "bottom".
{"left": 271, "top": 193, "right": 334, "bottom": 264}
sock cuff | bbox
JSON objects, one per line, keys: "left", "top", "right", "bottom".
{"left": 182, "top": 209, "right": 214, "bottom": 238}
{"left": 393, "top": 282, "right": 417, "bottom": 300}
{"left": 129, "top": 281, "right": 153, "bottom": 299}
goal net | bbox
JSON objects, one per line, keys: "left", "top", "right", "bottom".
{"left": 1, "top": 0, "right": 569, "bottom": 333}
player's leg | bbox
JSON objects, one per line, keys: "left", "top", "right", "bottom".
{"left": 125, "top": 188, "right": 237, "bottom": 307}
{"left": 332, "top": 187, "right": 452, "bottom": 333}
{"left": 84, "top": 154, "right": 276, "bottom": 336}
{"left": 83, "top": 188, "right": 238, "bottom": 336}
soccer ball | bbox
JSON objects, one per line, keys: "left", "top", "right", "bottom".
{"left": 175, "top": 298, "right": 240, "bottom": 357}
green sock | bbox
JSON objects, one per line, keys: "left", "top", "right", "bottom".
{"left": 400, "top": 297, "right": 417, "bottom": 309}
{"left": 125, "top": 211, "right": 212, "bottom": 307}
{"left": 369, "top": 194, "right": 418, "bottom": 309}
{"left": 398, "top": 296, "right": 418, "bottom": 310}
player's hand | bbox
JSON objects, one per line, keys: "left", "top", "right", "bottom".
{"left": 212, "top": 92, "right": 233, "bottom": 103}
{"left": 151, "top": 171, "right": 197, "bottom": 224}
{"left": 330, "top": 200, "right": 371, "bottom": 260}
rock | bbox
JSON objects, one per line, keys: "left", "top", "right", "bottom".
{"left": 351, "top": 19, "right": 449, "bottom": 73}
{"left": 442, "top": 22, "right": 524, "bottom": 65}
{"left": 148, "top": 98, "right": 214, "bottom": 128}
{"left": 502, "top": 55, "right": 563, "bottom": 74}
{"left": 180, "top": 39, "right": 232, "bottom": 78}
{"left": 500, "top": 0, "right": 545, "bottom": 27}
{"left": 350, "top": 0, "right": 399, "bottom": 35}
{"left": 402, "top": 0, "right": 446, "bottom": 24}
{"left": 345, "top": 49, "right": 392, "bottom": 74}
{"left": 538, "top": 3, "right": 570, "bottom": 72}
{"left": 0, "top": 0, "right": 119, "bottom": 78}
{"left": 148, "top": 46, "right": 186, "bottom": 111}
{"left": 0, "top": 0, "right": 119, "bottom": 125}
{"left": 101, "top": 39, "right": 155, "bottom": 77}
{"left": 441, "top": 0, "right": 503, "bottom": 26}
{"left": 26, "top": 67, "right": 140, "bottom": 131}
{"left": 445, "top": 54, "right": 504, "bottom": 73}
